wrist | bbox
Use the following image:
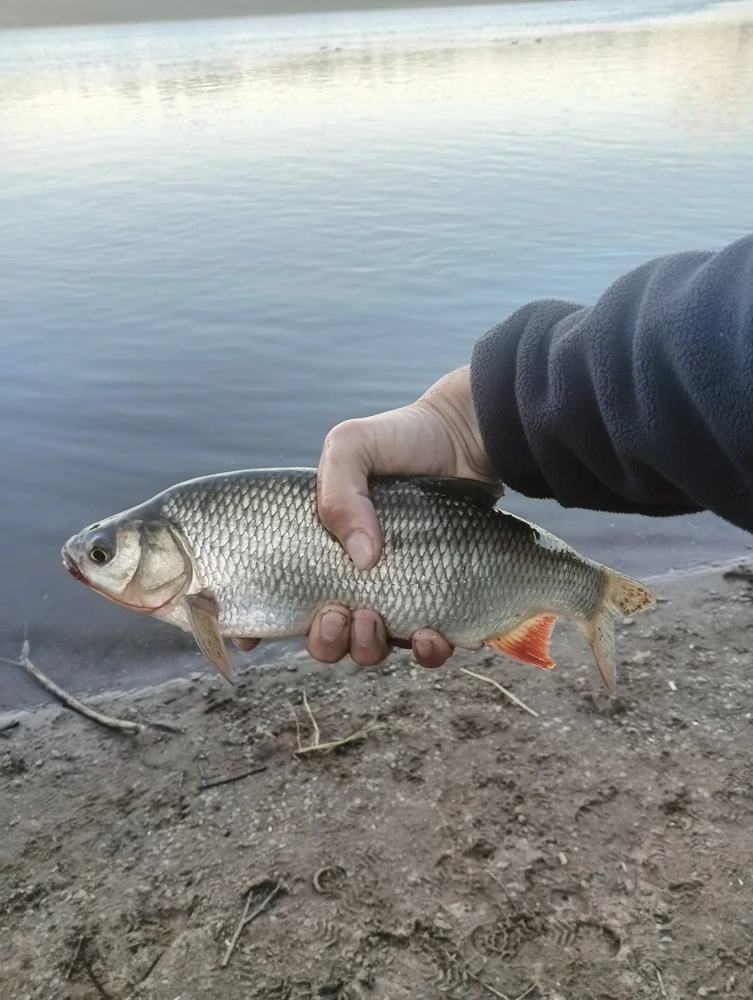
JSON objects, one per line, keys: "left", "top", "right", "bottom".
{"left": 418, "top": 366, "right": 494, "bottom": 482}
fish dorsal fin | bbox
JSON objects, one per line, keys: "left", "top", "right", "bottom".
{"left": 183, "top": 589, "right": 236, "bottom": 685}
{"left": 486, "top": 614, "right": 557, "bottom": 669}
{"left": 384, "top": 475, "right": 504, "bottom": 509}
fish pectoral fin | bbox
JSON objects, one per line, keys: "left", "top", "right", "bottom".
{"left": 485, "top": 614, "right": 557, "bottom": 669}
{"left": 183, "top": 590, "right": 235, "bottom": 685}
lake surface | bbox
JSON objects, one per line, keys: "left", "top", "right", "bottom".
{"left": 2, "top": 0, "right": 753, "bottom": 709}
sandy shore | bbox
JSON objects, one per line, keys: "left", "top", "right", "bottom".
{"left": 3, "top": 562, "right": 753, "bottom": 998}
{"left": 0, "top": 0, "right": 569, "bottom": 31}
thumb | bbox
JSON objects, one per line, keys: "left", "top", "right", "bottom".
{"left": 316, "top": 418, "right": 384, "bottom": 571}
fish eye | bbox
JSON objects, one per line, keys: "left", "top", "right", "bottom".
{"left": 88, "top": 539, "right": 114, "bottom": 565}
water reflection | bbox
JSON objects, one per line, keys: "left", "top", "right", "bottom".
{"left": 2, "top": 6, "right": 753, "bottom": 142}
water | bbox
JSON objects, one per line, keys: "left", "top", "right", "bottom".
{"left": 1, "top": 1, "right": 752, "bottom": 709}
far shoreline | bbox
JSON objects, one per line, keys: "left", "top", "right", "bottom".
{"left": 1, "top": 0, "right": 576, "bottom": 32}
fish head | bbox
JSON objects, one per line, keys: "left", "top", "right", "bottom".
{"left": 62, "top": 509, "right": 192, "bottom": 614}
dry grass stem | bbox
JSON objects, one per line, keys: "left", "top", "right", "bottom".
{"left": 289, "top": 689, "right": 374, "bottom": 756}
{"left": 460, "top": 667, "right": 539, "bottom": 718}
{"left": 302, "top": 690, "right": 320, "bottom": 746}
{"left": 220, "top": 879, "right": 285, "bottom": 968}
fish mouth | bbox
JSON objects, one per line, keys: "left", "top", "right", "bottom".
{"left": 61, "top": 545, "right": 181, "bottom": 616}
{"left": 62, "top": 549, "right": 90, "bottom": 587}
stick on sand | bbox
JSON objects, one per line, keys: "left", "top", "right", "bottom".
{"left": 2, "top": 641, "right": 181, "bottom": 735}
{"left": 460, "top": 667, "right": 539, "bottom": 718}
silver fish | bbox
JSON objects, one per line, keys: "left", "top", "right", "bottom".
{"left": 62, "top": 468, "right": 654, "bottom": 692}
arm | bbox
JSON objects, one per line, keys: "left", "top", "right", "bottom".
{"left": 471, "top": 233, "right": 753, "bottom": 532}
{"left": 234, "top": 234, "right": 753, "bottom": 669}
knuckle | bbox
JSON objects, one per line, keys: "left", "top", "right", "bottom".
{"left": 324, "top": 418, "right": 366, "bottom": 454}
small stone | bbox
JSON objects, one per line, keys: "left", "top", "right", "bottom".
{"left": 558, "top": 852, "right": 568, "bottom": 865}
{"left": 620, "top": 618, "right": 635, "bottom": 626}
{"left": 630, "top": 651, "right": 652, "bottom": 665}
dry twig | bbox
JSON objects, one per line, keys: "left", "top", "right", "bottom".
{"left": 65, "top": 935, "right": 86, "bottom": 980}
{"left": 198, "top": 765, "right": 268, "bottom": 791}
{"left": 221, "top": 879, "right": 285, "bottom": 968}
{"left": 513, "top": 986, "right": 537, "bottom": 1000}
{"left": 145, "top": 718, "right": 185, "bottom": 735}
{"left": 2, "top": 642, "right": 182, "bottom": 735}
{"left": 82, "top": 955, "right": 113, "bottom": 999}
{"left": 1, "top": 642, "right": 144, "bottom": 733}
{"left": 460, "top": 667, "right": 539, "bottom": 718}
{"left": 655, "top": 967, "right": 668, "bottom": 998}
{"left": 138, "top": 948, "right": 166, "bottom": 984}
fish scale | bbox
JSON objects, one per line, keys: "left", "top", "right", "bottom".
{"left": 62, "top": 467, "right": 655, "bottom": 692}
{"left": 157, "top": 469, "right": 601, "bottom": 642}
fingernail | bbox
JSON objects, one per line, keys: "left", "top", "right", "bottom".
{"left": 347, "top": 531, "right": 374, "bottom": 571}
{"left": 414, "top": 635, "right": 435, "bottom": 664}
{"left": 320, "top": 610, "right": 348, "bottom": 644}
{"left": 354, "top": 616, "right": 377, "bottom": 649}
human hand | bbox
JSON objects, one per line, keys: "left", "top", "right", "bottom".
{"left": 242, "top": 365, "right": 495, "bottom": 669}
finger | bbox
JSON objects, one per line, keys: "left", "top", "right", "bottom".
{"left": 317, "top": 419, "right": 383, "bottom": 571}
{"left": 232, "top": 638, "right": 260, "bottom": 651}
{"left": 349, "top": 609, "right": 390, "bottom": 667}
{"left": 306, "top": 605, "right": 351, "bottom": 663}
{"left": 411, "top": 629, "right": 453, "bottom": 669}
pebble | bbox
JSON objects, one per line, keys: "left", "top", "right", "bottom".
{"left": 630, "top": 651, "right": 652, "bottom": 664}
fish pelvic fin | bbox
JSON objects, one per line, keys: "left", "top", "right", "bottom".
{"left": 183, "top": 590, "right": 236, "bottom": 686}
{"left": 485, "top": 614, "right": 557, "bottom": 669}
{"left": 575, "top": 569, "right": 655, "bottom": 695}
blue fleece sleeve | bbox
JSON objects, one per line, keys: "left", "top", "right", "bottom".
{"left": 470, "top": 233, "right": 753, "bottom": 533}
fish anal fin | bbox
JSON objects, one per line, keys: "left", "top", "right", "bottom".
{"left": 486, "top": 614, "right": 557, "bottom": 669}
{"left": 183, "top": 590, "right": 236, "bottom": 685}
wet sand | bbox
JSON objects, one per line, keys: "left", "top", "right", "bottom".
{"left": 3, "top": 562, "right": 753, "bottom": 997}
{"left": 1, "top": 0, "right": 568, "bottom": 31}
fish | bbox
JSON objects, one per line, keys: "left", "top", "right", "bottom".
{"left": 61, "top": 467, "right": 655, "bottom": 693}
